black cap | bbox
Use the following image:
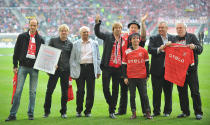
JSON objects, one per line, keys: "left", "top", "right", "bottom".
{"left": 128, "top": 20, "right": 140, "bottom": 29}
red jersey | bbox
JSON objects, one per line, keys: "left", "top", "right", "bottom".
{"left": 121, "top": 33, "right": 144, "bottom": 62}
{"left": 123, "top": 47, "right": 149, "bottom": 78}
{"left": 164, "top": 43, "right": 194, "bottom": 87}
{"left": 121, "top": 33, "right": 129, "bottom": 64}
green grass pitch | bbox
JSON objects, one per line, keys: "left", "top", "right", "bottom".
{"left": 0, "top": 45, "right": 210, "bottom": 125}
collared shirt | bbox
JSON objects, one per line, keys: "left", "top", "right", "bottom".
{"left": 161, "top": 34, "right": 168, "bottom": 45}
{"left": 157, "top": 34, "right": 169, "bottom": 54}
{"left": 80, "top": 40, "right": 93, "bottom": 64}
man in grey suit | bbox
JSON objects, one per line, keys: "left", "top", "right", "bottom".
{"left": 70, "top": 26, "right": 101, "bottom": 117}
{"left": 148, "top": 21, "right": 174, "bottom": 117}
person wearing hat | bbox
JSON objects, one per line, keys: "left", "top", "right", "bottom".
{"left": 115, "top": 13, "right": 148, "bottom": 116}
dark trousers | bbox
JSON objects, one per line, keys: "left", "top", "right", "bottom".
{"left": 76, "top": 64, "right": 95, "bottom": 114}
{"left": 151, "top": 75, "right": 173, "bottom": 115}
{"left": 177, "top": 70, "right": 203, "bottom": 115}
{"left": 44, "top": 69, "right": 69, "bottom": 115}
{"left": 117, "top": 79, "right": 128, "bottom": 113}
{"left": 128, "top": 78, "right": 151, "bottom": 113}
{"left": 102, "top": 67, "right": 121, "bottom": 114}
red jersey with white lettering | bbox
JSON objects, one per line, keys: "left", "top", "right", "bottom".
{"left": 123, "top": 47, "right": 149, "bottom": 78}
{"left": 164, "top": 43, "right": 194, "bottom": 87}
{"left": 121, "top": 33, "right": 144, "bottom": 62}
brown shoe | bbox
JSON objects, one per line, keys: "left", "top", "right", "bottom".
{"left": 146, "top": 112, "right": 153, "bottom": 119}
{"left": 130, "top": 112, "right": 137, "bottom": 119}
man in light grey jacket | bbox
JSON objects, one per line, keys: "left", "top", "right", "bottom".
{"left": 70, "top": 26, "right": 101, "bottom": 117}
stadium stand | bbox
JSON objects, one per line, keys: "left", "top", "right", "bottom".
{"left": 0, "top": 0, "right": 208, "bottom": 45}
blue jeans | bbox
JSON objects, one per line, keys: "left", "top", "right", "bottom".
{"left": 10, "top": 66, "right": 38, "bottom": 116}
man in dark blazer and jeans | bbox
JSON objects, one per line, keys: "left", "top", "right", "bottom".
{"left": 6, "top": 18, "right": 45, "bottom": 121}
{"left": 148, "top": 21, "right": 174, "bottom": 117}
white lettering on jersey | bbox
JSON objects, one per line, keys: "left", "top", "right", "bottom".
{"left": 169, "top": 54, "right": 184, "bottom": 63}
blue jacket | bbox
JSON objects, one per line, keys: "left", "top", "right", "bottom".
{"left": 70, "top": 38, "right": 101, "bottom": 79}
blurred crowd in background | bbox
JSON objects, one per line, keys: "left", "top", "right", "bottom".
{"left": 0, "top": 0, "right": 208, "bottom": 42}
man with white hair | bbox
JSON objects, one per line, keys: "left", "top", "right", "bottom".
{"left": 70, "top": 26, "right": 101, "bottom": 117}
{"left": 175, "top": 22, "right": 203, "bottom": 120}
{"left": 148, "top": 21, "right": 174, "bottom": 117}
{"left": 43, "top": 24, "right": 73, "bottom": 118}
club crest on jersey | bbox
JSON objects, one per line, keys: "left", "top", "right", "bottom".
{"left": 139, "top": 52, "right": 143, "bottom": 57}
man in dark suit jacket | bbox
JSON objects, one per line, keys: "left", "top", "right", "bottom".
{"left": 94, "top": 15, "right": 123, "bottom": 119}
{"left": 175, "top": 22, "right": 203, "bottom": 120}
{"left": 148, "top": 21, "right": 174, "bottom": 117}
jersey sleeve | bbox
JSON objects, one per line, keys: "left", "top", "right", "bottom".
{"left": 122, "top": 49, "right": 128, "bottom": 64}
{"left": 190, "top": 49, "right": 195, "bottom": 66}
{"left": 144, "top": 49, "right": 149, "bottom": 62}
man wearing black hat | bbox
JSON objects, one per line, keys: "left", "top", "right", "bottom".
{"left": 115, "top": 13, "right": 148, "bottom": 116}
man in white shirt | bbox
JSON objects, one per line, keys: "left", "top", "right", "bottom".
{"left": 70, "top": 26, "right": 101, "bottom": 117}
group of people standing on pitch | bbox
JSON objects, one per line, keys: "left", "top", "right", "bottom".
{"left": 5, "top": 13, "right": 203, "bottom": 122}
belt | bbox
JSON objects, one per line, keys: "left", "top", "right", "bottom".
{"left": 80, "top": 63, "right": 93, "bottom": 66}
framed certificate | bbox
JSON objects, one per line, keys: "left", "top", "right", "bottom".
{"left": 33, "top": 44, "right": 61, "bottom": 74}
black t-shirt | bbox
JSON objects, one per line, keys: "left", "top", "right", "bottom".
{"left": 176, "top": 36, "right": 186, "bottom": 45}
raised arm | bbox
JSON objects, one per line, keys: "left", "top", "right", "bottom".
{"left": 140, "top": 13, "right": 148, "bottom": 41}
{"left": 94, "top": 14, "right": 106, "bottom": 40}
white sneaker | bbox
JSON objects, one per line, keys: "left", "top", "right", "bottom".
{"left": 61, "top": 114, "right": 67, "bottom": 118}
{"left": 85, "top": 113, "right": 91, "bottom": 117}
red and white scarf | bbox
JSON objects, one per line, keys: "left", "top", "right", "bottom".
{"left": 109, "top": 39, "right": 122, "bottom": 68}
{"left": 26, "top": 31, "right": 36, "bottom": 59}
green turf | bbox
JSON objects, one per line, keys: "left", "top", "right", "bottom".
{"left": 0, "top": 45, "right": 210, "bottom": 125}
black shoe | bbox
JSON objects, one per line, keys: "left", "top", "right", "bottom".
{"left": 5, "top": 115, "right": 16, "bottom": 122}
{"left": 109, "top": 113, "right": 116, "bottom": 119}
{"left": 152, "top": 113, "right": 160, "bottom": 117}
{"left": 177, "top": 113, "right": 190, "bottom": 118}
{"left": 76, "top": 112, "right": 82, "bottom": 117}
{"left": 115, "top": 112, "right": 126, "bottom": 115}
{"left": 28, "top": 115, "right": 34, "bottom": 120}
{"left": 195, "top": 114, "right": 202, "bottom": 120}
